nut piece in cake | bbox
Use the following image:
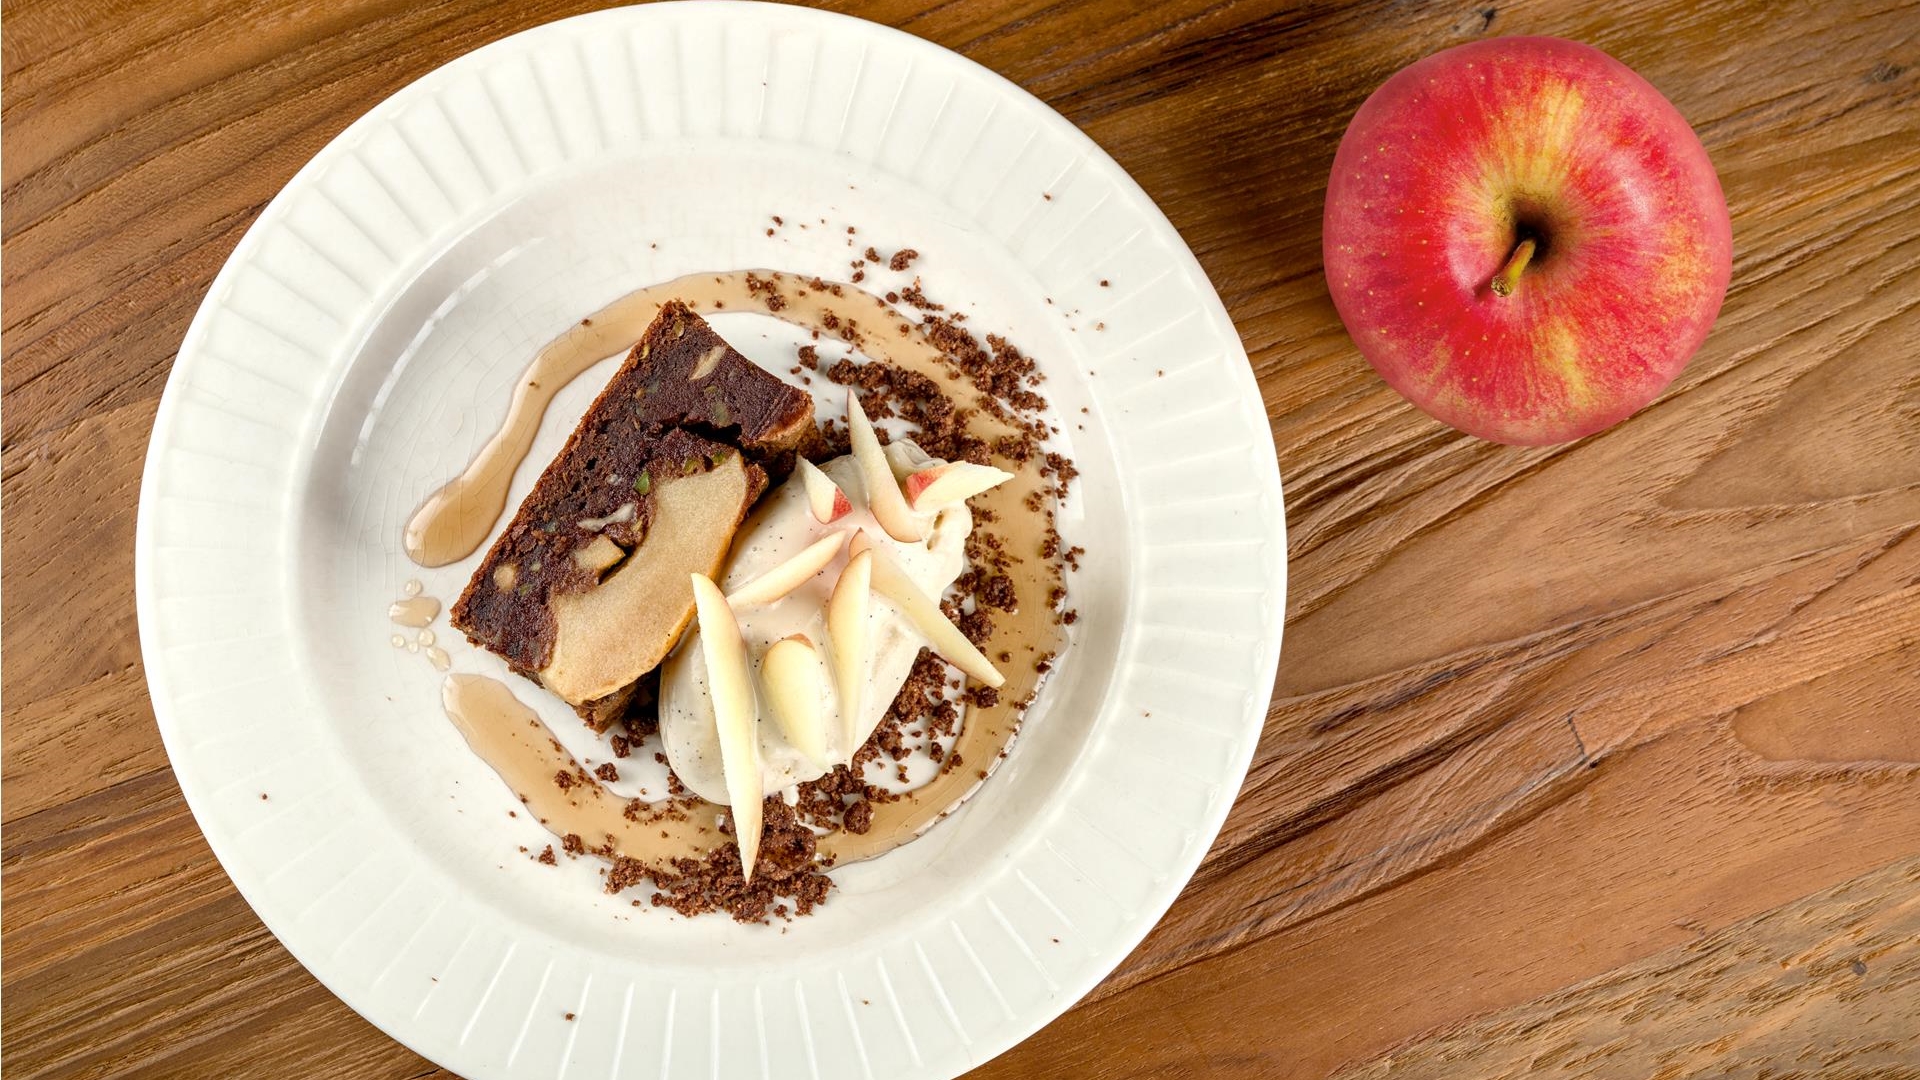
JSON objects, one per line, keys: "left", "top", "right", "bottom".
{"left": 451, "top": 302, "right": 816, "bottom": 729}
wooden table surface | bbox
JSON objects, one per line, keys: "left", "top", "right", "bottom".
{"left": 5, "top": 0, "right": 1918, "bottom": 1076}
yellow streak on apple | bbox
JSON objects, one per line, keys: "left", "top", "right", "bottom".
{"left": 1654, "top": 217, "right": 1712, "bottom": 305}
{"left": 1499, "top": 80, "right": 1587, "bottom": 193}
{"left": 1459, "top": 81, "right": 1587, "bottom": 255}
{"left": 1537, "top": 320, "right": 1594, "bottom": 413}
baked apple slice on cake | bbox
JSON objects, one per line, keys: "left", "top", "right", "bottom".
{"left": 451, "top": 302, "right": 815, "bottom": 728}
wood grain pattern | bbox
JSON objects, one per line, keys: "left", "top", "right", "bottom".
{"left": 4, "top": 1, "right": 1917, "bottom": 1078}
{"left": 1332, "top": 856, "right": 1920, "bottom": 1079}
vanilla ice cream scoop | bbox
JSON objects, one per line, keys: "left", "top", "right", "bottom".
{"left": 660, "top": 443, "right": 970, "bottom": 804}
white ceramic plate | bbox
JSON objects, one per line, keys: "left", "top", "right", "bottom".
{"left": 135, "top": 4, "right": 1285, "bottom": 1077}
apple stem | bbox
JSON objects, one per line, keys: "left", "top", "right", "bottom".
{"left": 1490, "top": 238, "right": 1537, "bottom": 297}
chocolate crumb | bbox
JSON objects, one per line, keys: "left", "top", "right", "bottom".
{"left": 978, "top": 574, "right": 1018, "bottom": 611}
{"left": 537, "top": 845, "right": 557, "bottom": 865}
{"left": 563, "top": 833, "right": 585, "bottom": 856}
{"left": 845, "top": 800, "right": 873, "bottom": 834}
{"left": 889, "top": 248, "right": 919, "bottom": 272}
{"left": 637, "top": 799, "right": 833, "bottom": 922}
{"left": 900, "top": 283, "right": 943, "bottom": 312}
{"left": 958, "top": 609, "right": 993, "bottom": 646}
{"left": 610, "top": 734, "right": 631, "bottom": 758}
{"left": 595, "top": 762, "right": 619, "bottom": 782}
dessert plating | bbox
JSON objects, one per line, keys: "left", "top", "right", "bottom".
{"left": 412, "top": 267, "right": 1076, "bottom": 922}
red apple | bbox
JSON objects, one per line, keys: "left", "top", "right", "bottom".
{"left": 1323, "top": 36, "right": 1732, "bottom": 445}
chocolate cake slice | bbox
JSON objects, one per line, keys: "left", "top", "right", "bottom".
{"left": 452, "top": 301, "right": 815, "bottom": 728}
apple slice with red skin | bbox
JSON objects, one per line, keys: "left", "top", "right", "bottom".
{"left": 847, "top": 393, "right": 924, "bottom": 543}
{"left": 1322, "top": 36, "right": 1731, "bottom": 445}
{"left": 726, "top": 530, "right": 849, "bottom": 606}
{"left": 797, "top": 458, "right": 852, "bottom": 524}
{"left": 690, "top": 573, "right": 763, "bottom": 882}
{"left": 760, "top": 634, "right": 831, "bottom": 770}
{"left": 826, "top": 549, "right": 873, "bottom": 759}
{"left": 904, "top": 460, "right": 1014, "bottom": 511}
{"left": 848, "top": 532, "right": 1005, "bottom": 688}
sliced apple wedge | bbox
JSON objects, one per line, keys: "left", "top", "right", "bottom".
{"left": 826, "top": 549, "right": 873, "bottom": 757}
{"left": 904, "top": 460, "right": 1015, "bottom": 511}
{"left": 797, "top": 458, "right": 853, "bottom": 524}
{"left": 848, "top": 533, "right": 1005, "bottom": 688}
{"left": 761, "top": 635, "right": 831, "bottom": 769}
{"left": 847, "top": 393, "right": 924, "bottom": 543}
{"left": 691, "top": 572, "right": 763, "bottom": 882}
{"left": 726, "top": 531, "right": 849, "bottom": 607}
